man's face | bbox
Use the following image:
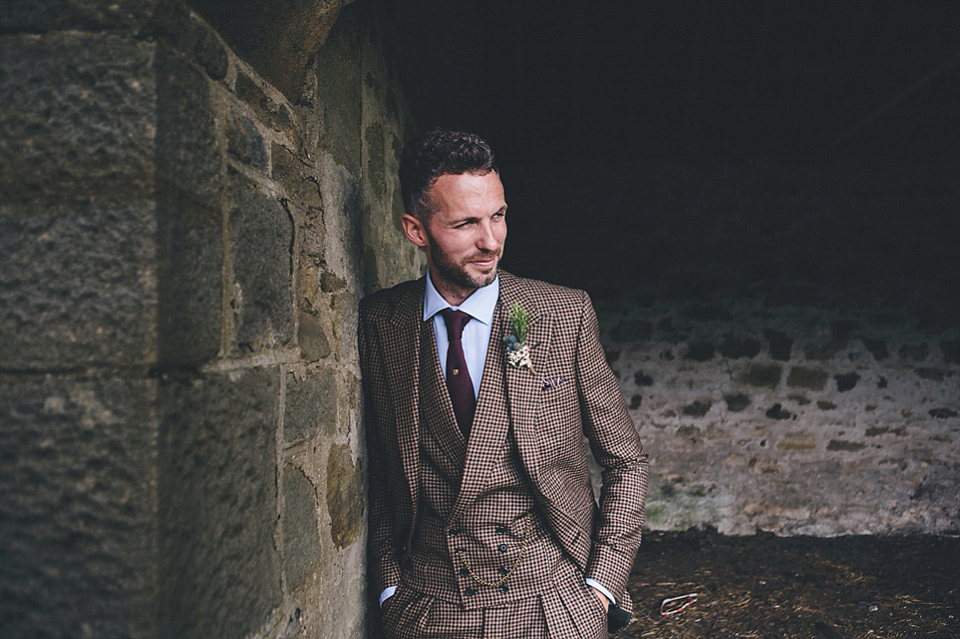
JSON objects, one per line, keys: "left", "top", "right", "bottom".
{"left": 402, "top": 171, "right": 507, "bottom": 305}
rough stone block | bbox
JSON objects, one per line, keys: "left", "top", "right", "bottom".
{"left": 763, "top": 328, "right": 794, "bottom": 361}
{"left": 273, "top": 143, "right": 323, "bottom": 207}
{"left": 718, "top": 334, "right": 761, "bottom": 359}
{"left": 724, "top": 394, "right": 751, "bottom": 412}
{"left": 739, "top": 364, "right": 782, "bottom": 389}
{"left": 156, "top": 192, "right": 223, "bottom": 369}
{"left": 0, "top": 33, "right": 156, "bottom": 203}
{"left": 313, "top": 13, "right": 362, "bottom": 173}
{"left": 158, "top": 367, "right": 281, "bottom": 639}
{"left": 282, "top": 465, "right": 321, "bottom": 590}
{"left": 226, "top": 111, "right": 268, "bottom": 171}
{"left": 0, "top": 200, "right": 158, "bottom": 369}
{"left": 152, "top": 2, "right": 228, "bottom": 81}
{"left": 684, "top": 341, "right": 715, "bottom": 362}
{"left": 0, "top": 375, "right": 159, "bottom": 639}
{"left": 786, "top": 366, "right": 828, "bottom": 391}
{"left": 228, "top": 170, "right": 295, "bottom": 350}
{"left": 0, "top": 0, "right": 158, "bottom": 33}
{"left": 156, "top": 45, "right": 221, "bottom": 210}
{"left": 834, "top": 372, "right": 861, "bottom": 392}
{"left": 325, "top": 443, "right": 364, "bottom": 549}
{"left": 298, "top": 311, "right": 332, "bottom": 361}
{"left": 284, "top": 368, "right": 337, "bottom": 442}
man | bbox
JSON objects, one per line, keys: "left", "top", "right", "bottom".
{"left": 359, "top": 129, "right": 648, "bottom": 638}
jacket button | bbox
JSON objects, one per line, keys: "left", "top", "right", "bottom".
{"left": 499, "top": 585, "right": 509, "bottom": 594}
{"left": 495, "top": 525, "right": 507, "bottom": 535}
{"left": 498, "top": 543, "right": 507, "bottom": 553}
{"left": 464, "top": 587, "right": 476, "bottom": 597}
{"left": 448, "top": 528, "right": 460, "bottom": 537}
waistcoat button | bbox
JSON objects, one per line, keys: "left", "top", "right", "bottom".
{"left": 495, "top": 524, "right": 507, "bottom": 535}
{"left": 498, "top": 543, "right": 507, "bottom": 553}
{"left": 459, "top": 568, "right": 469, "bottom": 577}
{"left": 464, "top": 587, "right": 476, "bottom": 597}
{"left": 499, "top": 585, "right": 509, "bottom": 594}
{"left": 448, "top": 528, "right": 460, "bottom": 537}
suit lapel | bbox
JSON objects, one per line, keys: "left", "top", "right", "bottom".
{"left": 500, "top": 273, "right": 555, "bottom": 487}
{"left": 387, "top": 279, "right": 425, "bottom": 536}
{"left": 447, "top": 272, "right": 555, "bottom": 524}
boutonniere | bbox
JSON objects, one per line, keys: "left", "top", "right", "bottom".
{"left": 503, "top": 302, "right": 534, "bottom": 371}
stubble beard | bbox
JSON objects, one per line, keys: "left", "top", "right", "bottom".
{"left": 426, "top": 232, "right": 503, "bottom": 297}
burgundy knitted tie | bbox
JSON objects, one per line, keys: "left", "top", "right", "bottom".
{"left": 440, "top": 308, "right": 475, "bottom": 437}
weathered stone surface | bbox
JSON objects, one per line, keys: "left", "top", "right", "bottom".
{"left": 227, "top": 111, "right": 268, "bottom": 171}
{"left": 724, "top": 394, "right": 751, "bottom": 412}
{"left": 816, "top": 400, "right": 836, "bottom": 410}
{"left": 0, "top": 375, "right": 159, "bottom": 639}
{"left": 189, "top": 0, "right": 347, "bottom": 100}
{"left": 776, "top": 432, "right": 815, "bottom": 450}
{"left": 325, "top": 444, "right": 364, "bottom": 549}
{"left": 273, "top": 143, "right": 322, "bottom": 207}
{"left": 929, "top": 408, "right": 958, "bottom": 419}
{"left": 298, "top": 312, "right": 332, "bottom": 361}
{"left": 718, "top": 334, "right": 761, "bottom": 359}
{"left": 827, "top": 439, "right": 866, "bottom": 452}
{"left": 611, "top": 319, "right": 652, "bottom": 342}
{"left": 915, "top": 368, "right": 944, "bottom": 381}
{"left": 763, "top": 328, "right": 794, "bottom": 361}
{"left": 765, "top": 403, "right": 794, "bottom": 420}
{"left": 0, "top": 0, "right": 158, "bottom": 33}
{"left": 834, "top": 372, "right": 861, "bottom": 392}
{"left": 940, "top": 339, "right": 960, "bottom": 365}
{"left": 365, "top": 123, "right": 387, "bottom": 202}
{"left": 152, "top": 1, "right": 228, "bottom": 81}
{"left": 0, "top": 33, "right": 156, "bottom": 203}
{"left": 684, "top": 341, "right": 715, "bottom": 362}
{"left": 313, "top": 11, "right": 362, "bottom": 173}
{"left": 158, "top": 368, "right": 281, "bottom": 639}
{"left": 898, "top": 342, "right": 930, "bottom": 362}
{"left": 282, "top": 465, "right": 321, "bottom": 590}
{"left": 228, "top": 170, "right": 295, "bottom": 350}
{"left": 861, "top": 337, "right": 889, "bottom": 361}
{"left": 682, "top": 400, "right": 712, "bottom": 417}
{"left": 0, "top": 200, "right": 158, "bottom": 369}
{"left": 787, "top": 366, "right": 828, "bottom": 391}
{"left": 157, "top": 192, "right": 223, "bottom": 368}
{"left": 285, "top": 368, "right": 337, "bottom": 442}
{"left": 739, "top": 364, "right": 782, "bottom": 389}
{"left": 156, "top": 45, "right": 221, "bottom": 209}
{"left": 633, "top": 370, "right": 654, "bottom": 387}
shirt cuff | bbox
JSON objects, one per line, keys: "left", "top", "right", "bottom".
{"left": 379, "top": 586, "right": 398, "bottom": 608}
{"left": 585, "top": 578, "right": 616, "bottom": 605}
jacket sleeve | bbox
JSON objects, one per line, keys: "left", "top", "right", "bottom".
{"left": 358, "top": 303, "right": 403, "bottom": 593}
{"left": 574, "top": 290, "right": 649, "bottom": 604}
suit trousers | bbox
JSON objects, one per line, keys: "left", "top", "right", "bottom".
{"left": 381, "top": 553, "right": 607, "bottom": 639}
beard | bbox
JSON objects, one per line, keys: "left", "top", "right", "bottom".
{"left": 426, "top": 232, "right": 503, "bottom": 294}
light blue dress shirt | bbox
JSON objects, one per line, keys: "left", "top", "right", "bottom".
{"left": 422, "top": 270, "right": 499, "bottom": 398}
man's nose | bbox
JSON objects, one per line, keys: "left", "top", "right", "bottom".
{"left": 476, "top": 221, "right": 500, "bottom": 250}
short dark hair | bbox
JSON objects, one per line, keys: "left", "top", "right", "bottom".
{"left": 398, "top": 128, "right": 498, "bottom": 221}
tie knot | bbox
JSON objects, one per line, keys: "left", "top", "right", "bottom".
{"left": 440, "top": 308, "right": 471, "bottom": 341}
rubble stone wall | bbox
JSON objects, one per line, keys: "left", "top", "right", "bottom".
{"left": 0, "top": 2, "right": 422, "bottom": 638}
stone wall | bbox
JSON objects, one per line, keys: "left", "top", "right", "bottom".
{"left": 0, "top": 2, "right": 422, "bottom": 638}
{"left": 520, "top": 159, "right": 960, "bottom": 538}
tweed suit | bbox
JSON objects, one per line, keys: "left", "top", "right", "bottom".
{"left": 359, "top": 270, "right": 648, "bottom": 636}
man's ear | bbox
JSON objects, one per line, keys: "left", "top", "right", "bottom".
{"left": 401, "top": 213, "right": 429, "bottom": 248}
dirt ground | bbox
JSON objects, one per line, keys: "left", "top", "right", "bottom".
{"left": 621, "top": 529, "right": 960, "bottom": 639}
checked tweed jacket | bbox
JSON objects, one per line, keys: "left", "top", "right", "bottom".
{"left": 359, "top": 270, "right": 649, "bottom": 616}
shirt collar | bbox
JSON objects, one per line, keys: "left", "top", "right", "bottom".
{"left": 423, "top": 270, "right": 500, "bottom": 326}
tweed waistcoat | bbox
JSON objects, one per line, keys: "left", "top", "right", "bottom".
{"left": 404, "top": 312, "right": 567, "bottom": 610}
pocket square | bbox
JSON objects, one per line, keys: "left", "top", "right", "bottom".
{"left": 540, "top": 376, "right": 565, "bottom": 390}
